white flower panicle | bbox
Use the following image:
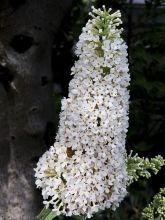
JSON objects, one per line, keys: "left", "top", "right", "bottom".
{"left": 35, "top": 6, "right": 130, "bottom": 218}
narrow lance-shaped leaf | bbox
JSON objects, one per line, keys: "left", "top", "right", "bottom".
{"left": 36, "top": 207, "right": 57, "bottom": 220}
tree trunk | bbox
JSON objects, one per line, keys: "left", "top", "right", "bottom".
{"left": 0, "top": 1, "right": 73, "bottom": 219}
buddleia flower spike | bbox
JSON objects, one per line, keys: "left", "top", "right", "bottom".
{"left": 35, "top": 6, "right": 130, "bottom": 218}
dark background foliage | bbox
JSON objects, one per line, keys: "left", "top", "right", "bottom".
{"left": 52, "top": 1, "right": 165, "bottom": 219}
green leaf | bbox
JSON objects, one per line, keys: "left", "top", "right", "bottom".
{"left": 134, "top": 142, "right": 154, "bottom": 152}
{"left": 36, "top": 207, "right": 57, "bottom": 220}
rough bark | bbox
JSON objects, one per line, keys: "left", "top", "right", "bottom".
{"left": 0, "top": 1, "right": 73, "bottom": 219}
